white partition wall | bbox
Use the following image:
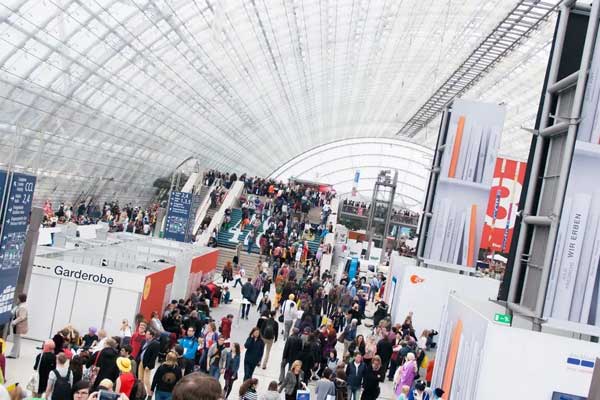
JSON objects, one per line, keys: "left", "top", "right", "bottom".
{"left": 387, "top": 254, "right": 499, "bottom": 335}
{"left": 433, "top": 295, "right": 597, "bottom": 399}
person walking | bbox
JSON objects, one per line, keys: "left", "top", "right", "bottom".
{"left": 243, "top": 327, "right": 264, "bottom": 380}
{"left": 259, "top": 311, "right": 278, "bottom": 370}
{"left": 91, "top": 338, "right": 119, "bottom": 391}
{"left": 241, "top": 278, "right": 255, "bottom": 319}
{"left": 342, "top": 320, "right": 357, "bottom": 358}
{"left": 280, "top": 328, "right": 302, "bottom": 383}
{"left": 223, "top": 343, "right": 241, "bottom": 399}
{"left": 281, "top": 294, "right": 297, "bottom": 340}
{"left": 206, "top": 335, "right": 226, "bottom": 380}
{"left": 279, "top": 360, "right": 305, "bottom": 400}
{"left": 151, "top": 351, "right": 182, "bottom": 400}
{"left": 8, "top": 293, "right": 28, "bottom": 359}
{"left": 315, "top": 368, "right": 336, "bottom": 400}
{"left": 345, "top": 353, "right": 365, "bottom": 400}
{"left": 139, "top": 329, "right": 161, "bottom": 393}
{"left": 45, "top": 352, "right": 72, "bottom": 400}
{"left": 34, "top": 340, "right": 56, "bottom": 397}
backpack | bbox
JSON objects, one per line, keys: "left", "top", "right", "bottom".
{"left": 262, "top": 320, "right": 275, "bottom": 340}
{"left": 51, "top": 370, "right": 71, "bottom": 400}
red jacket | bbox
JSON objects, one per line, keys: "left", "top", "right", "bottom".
{"left": 220, "top": 317, "right": 232, "bottom": 339}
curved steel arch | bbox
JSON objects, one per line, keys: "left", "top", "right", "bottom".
{"left": 269, "top": 137, "right": 432, "bottom": 178}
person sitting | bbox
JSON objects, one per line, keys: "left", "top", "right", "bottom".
{"left": 222, "top": 287, "right": 232, "bottom": 304}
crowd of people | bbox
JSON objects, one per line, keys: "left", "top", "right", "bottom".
{"left": 341, "top": 200, "right": 419, "bottom": 226}
{"left": 41, "top": 200, "right": 160, "bottom": 236}
{"left": 7, "top": 244, "right": 444, "bottom": 400}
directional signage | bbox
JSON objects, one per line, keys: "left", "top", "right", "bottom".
{"left": 493, "top": 313, "right": 512, "bottom": 324}
{"left": 0, "top": 172, "right": 36, "bottom": 323}
{"left": 164, "top": 191, "right": 192, "bottom": 242}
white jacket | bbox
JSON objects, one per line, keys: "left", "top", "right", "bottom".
{"left": 281, "top": 300, "right": 297, "bottom": 322}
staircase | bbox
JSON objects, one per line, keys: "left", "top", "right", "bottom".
{"left": 215, "top": 247, "right": 262, "bottom": 281}
{"left": 216, "top": 207, "right": 322, "bottom": 255}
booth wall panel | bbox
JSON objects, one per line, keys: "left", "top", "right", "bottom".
{"left": 139, "top": 266, "right": 175, "bottom": 320}
{"left": 104, "top": 288, "right": 139, "bottom": 335}
{"left": 71, "top": 282, "right": 108, "bottom": 334}
{"left": 27, "top": 274, "right": 60, "bottom": 340}
{"left": 51, "top": 279, "right": 76, "bottom": 335}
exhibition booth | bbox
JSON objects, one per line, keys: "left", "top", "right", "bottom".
{"left": 386, "top": 254, "right": 499, "bottom": 335}
{"left": 432, "top": 294, "right": 597, "bottom": 400}
{"left": 27, "top": 252, "right": 175, "bottom": 341}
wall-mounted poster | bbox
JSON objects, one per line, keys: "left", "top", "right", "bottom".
{"left": 480, "top": 157, "right": 527, "bottom": 253}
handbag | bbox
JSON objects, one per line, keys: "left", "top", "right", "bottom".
{"left": 85, "top": 349, "right": 103, "bottom": 383}
{"left": 26, "top": 371, "right": 38, "bottom": 392}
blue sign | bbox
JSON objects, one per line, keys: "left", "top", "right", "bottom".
{"left": 354, "top": 170, "right": 360, "bottom": 184}
{"left": 164, "top": 191, "right": 192, "bottom": 242}
{"left": 0, "top": 172, "right": 36, "bottom": 324}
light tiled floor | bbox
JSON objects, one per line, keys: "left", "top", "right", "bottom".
{"left": 5, "top": 285, "right": 398, "bottom": 399}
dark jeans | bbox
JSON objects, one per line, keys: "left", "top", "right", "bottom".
{"left": 183, "top": 358, "right": 195, "bottom": 375}
{"left": 244, "top": 358, "right": 257, "bottom": 381}
{"left": 241, "top": 303, "right": 251, "bottom": 319}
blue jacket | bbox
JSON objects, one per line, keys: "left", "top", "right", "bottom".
{"left": 344, "top": 325, "right": 357, "bottom": 342}
{"left": 178, "top": 336, "right": 199, "bottom": 360}
{"left": 345, "top": 362, "right": 366, "bottom": 390}
{"left": 225, "top": 350, "right": 240, "bottom": 373}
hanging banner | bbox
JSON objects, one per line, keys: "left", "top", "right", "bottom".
{"left": 352, "top": 170, "right": 360, "bottom": 196}
{"left": 480, "top": 158, "right": 527, "bottom": 253}
{"left": 0, "top": 172, "right": 36, "bottom": 324}
{"left": 164, "top": 191, "right": 192, "bottom": 242}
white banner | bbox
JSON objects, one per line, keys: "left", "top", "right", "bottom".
{"left": 33, "top": 256, "right": 146, "bottom": 292}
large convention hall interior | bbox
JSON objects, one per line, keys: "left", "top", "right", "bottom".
{"left": 0, "top": 0, "right": 599, "bottom": 399}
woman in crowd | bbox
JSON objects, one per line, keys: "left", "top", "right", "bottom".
{"left": 223, "top": 343, "right": 241, "bottom": 399}
{"left": 222, "top": 262, "right": 234, "bottom": 283}
{"left": 394, "top": 352, "right": 418, "bottom": 394}
{"left": 119, "top": 320, "right": 132, "bottom": 344}
{"left": 92, "top": 338, "right": 119, "bottom": 390}
{"left": 151, "top": 351, "right": 182, "bottom": 400}
{"left": 239, "top": 378, "right": 259, "bottom": 400}
{"left": 280, "top": 360, "right": 305, "bottom": 400}
{"left": 348, "top": 334, "right": 365, "bottom": 358}
{"left": 115, "top": 357, "right": 136, "bottom": 397}
{"left": 243, "top": 328, "right": 264, "bottom": 381}
{"left": 34, "top": 340, "right": 56, "bottom": 396}
{"left": 261, "top": 381, "right": 280, "bottom": 400}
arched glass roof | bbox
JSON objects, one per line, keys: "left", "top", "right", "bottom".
{"left": 0, "top": 0, "right": 560, "bottom": 205}
{"left": 270, "top": 138, "right": 433, "bottom": 211}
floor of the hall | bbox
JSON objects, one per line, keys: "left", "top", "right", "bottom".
{"left": 5, "top": 284, "right": 400, "bottom": 399}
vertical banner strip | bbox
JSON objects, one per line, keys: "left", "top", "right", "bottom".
{"left": 448, "top": 116, "right": 466, "bottom": 178}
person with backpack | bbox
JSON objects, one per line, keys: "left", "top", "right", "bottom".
{"left": 259, "top": 311, "right": 279, "bottom": 370}
{"left": 150, "top": 351, "right": 182, "bottom": 400}
{"left": 45, "top": 352, "right": 73, "bottom": 400}
{"left": 241, "top": 278, "right": 255, "bottom": 319}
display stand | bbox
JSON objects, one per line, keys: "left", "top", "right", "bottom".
{"left": 505, "top": 0, "right": 600, "bottom": 333}
{"left": 418, "top": 99, "right": 506, "bottom": 270}
{"left": 432, "top": 294, "right": 597, "bottom": 400}
{"left": 386, "top": 254, "right": 499, "bottom": 336}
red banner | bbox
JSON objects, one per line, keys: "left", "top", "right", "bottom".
{"left": 480, "top": 158, "right": 527, "bottom": 253}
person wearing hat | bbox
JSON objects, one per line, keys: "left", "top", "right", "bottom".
{"left": 280, "top": 294, "right": 297, "bottom": 340}
{"left": 115, "top": 357, "right": 135, "bottom": 398}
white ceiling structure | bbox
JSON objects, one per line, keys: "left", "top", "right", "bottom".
{"left": 0, "top": 0, "right": 560, "bottom": 205}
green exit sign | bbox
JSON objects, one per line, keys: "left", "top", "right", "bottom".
{"left": 494, "top": 313, "right": 512, "bottom": 324}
